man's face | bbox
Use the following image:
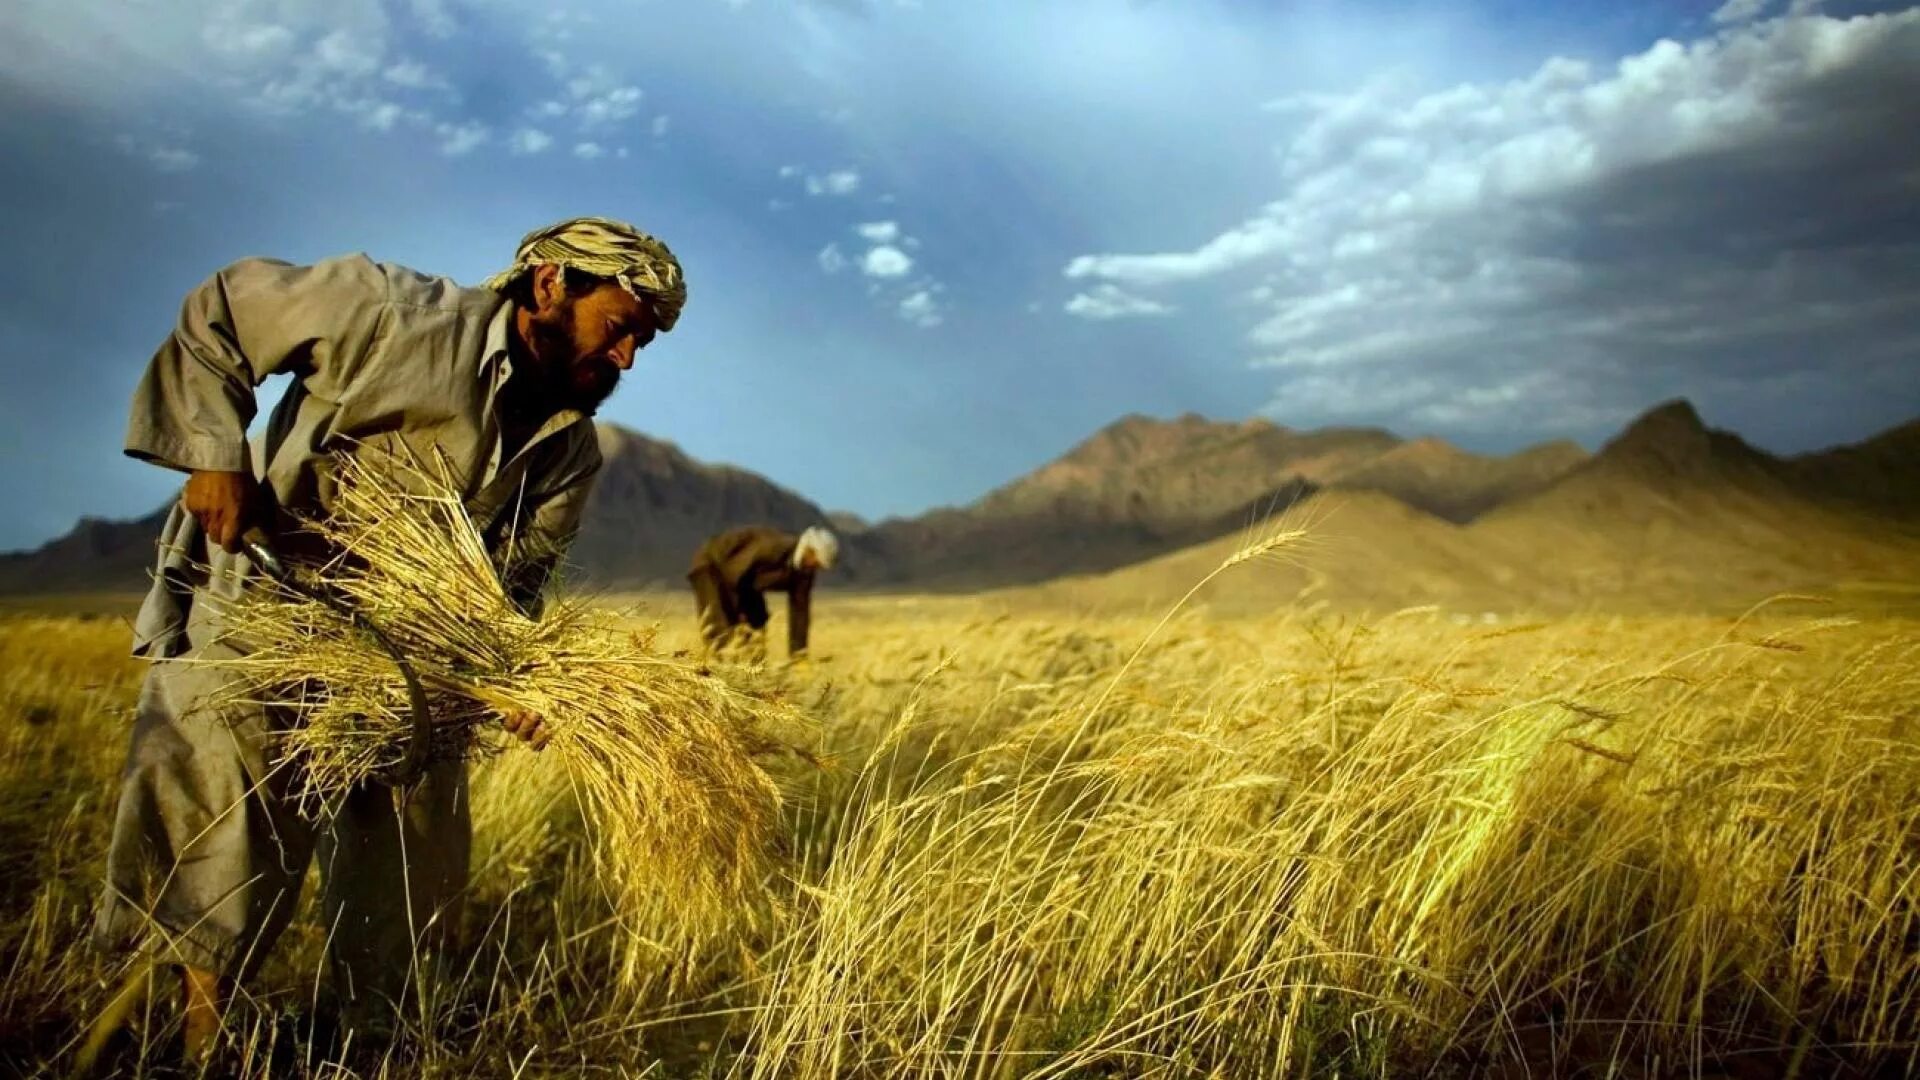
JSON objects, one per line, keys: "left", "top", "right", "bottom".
{"left": 522, "top": 269, "right": 659, "bottom": 410}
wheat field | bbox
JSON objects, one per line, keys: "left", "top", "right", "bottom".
{"left": 2, "top": 575, "right": 1918, "bottom": 1077}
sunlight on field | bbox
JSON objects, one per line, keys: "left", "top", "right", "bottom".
{"left": 3, "top": 589, "right": 1918, "bottom": 1077}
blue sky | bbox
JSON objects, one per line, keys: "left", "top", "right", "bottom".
{"left": 1, "top": 0, "right": 1917, "bottom": 550}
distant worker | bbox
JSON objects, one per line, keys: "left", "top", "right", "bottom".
{"left": 689, "top": 525, "right": 838, "bottom": 659}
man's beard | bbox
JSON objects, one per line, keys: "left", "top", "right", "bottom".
{"left": 525, "top": 316, "right": 621, "bottom": 412}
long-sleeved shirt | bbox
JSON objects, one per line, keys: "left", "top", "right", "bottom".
{"left": 126, "top": 253, "right": 603, "bottom": 658}
{"left": 689, "top": 526, "right": 817, "bottom": 656}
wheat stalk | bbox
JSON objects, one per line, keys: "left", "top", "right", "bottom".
{"left": 209, "top": 452, "right": 816, "bottom": 961}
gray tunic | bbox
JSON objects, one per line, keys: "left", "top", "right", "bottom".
{"left": 97, "top": 252, "right": 602, "bottom": 998}
{"left": 125, "top": 252, "right": 602, "bottom": 657}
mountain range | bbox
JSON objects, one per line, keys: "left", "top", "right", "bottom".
{"left": 1018, "top": 401, "right": 1920, "bottom": 614}
{"left": 3, "top": 400, "right": 1915, "bottom": 612}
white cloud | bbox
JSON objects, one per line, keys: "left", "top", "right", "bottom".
{"left": 115, "top": 133, "right": 200, "bottom": 172}
{"left": 409, "top": 0, "right": 457, "bottom": 38}
{"left": 204, "top": 21, "right": 296, "bottom": 59}
{"left": 814, "top": 217, "right": 943, "bottom": 318}
{"left": 534, "top": 48, "right": 568, "bottom": 79}
{"left": 1711, "top": 0, "right": 1772, "bottom": 25}
{"left": 1064, "top": 283, "right": 1174, "bottom": 319}
{"left": 651, "top": 114, "right": 670, "bottom": 138}
{"left": 1064, "top": 216, "right": 1291, "bottom": 287}
{"left": 805, "top": 169, "right": 861, "bottom": 196}
{"left": 436, "top": 121, "right": 487, "bottom": 155}
{"left": 360, "top": 101, "right": 404, "bottom": 131}
{"left": 245, "top": 22, "right": 394, "bottom": 117}
{"left": 771, "top": 162, "right": 864, "bottom": 195}
{"left": 382, "top": 60, "right": 444, "bottom": 90}
{"left": 173, "top": 6, "right": 481, "bottom": 149}
{"left": 508, "top": 128, "right": 554, "bottom": 154}
{"left": 576, "top": 85, "right": 643, "bottom": 127}
{"left": 1062, "top": 10, "right": 1920, "bottom": 426}
{"left": 1, "top": 0, "right": 481, "bottom": 148}
{"left": 529, "top": 7, "right": 583, "bottom": 48}
{"left": 573, "top": 141, "right": 606, "bottom": 159}
{"left": 149, "top": 146, "right": 200, "bottom": 172}
{"left": 5, "top": 0, "right": 660, "bottom": 170}
{"left": 898, "top": 289, "right": 943, "bottom": 328}
{"left": 861, "top": 245, "right": 914, "bottom": 278}
{"left": 312, "top": 28, "right": 380, "bottom": 79}
{"left": 513, "top": 57, "right": 645, "bottom": 132}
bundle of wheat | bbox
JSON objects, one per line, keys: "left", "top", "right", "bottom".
{"left": 208, "top": 454, "right": 813, "bottom": 947}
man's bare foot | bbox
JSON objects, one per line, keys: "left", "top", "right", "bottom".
{"left": 180, "top": 965, "right": 225, "bottom": 1061}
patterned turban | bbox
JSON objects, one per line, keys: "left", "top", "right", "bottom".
{"left": 484, "top": 216, "right": 687, "bottom": 331}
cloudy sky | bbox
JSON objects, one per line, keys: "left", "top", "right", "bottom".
{"left": 2, "top": 0, "right": 1917, "bottom": 550}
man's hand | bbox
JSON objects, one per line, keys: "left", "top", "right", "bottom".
{"left": 502, "top": 710, "right": 552, "bottom": 752}
{"left": 183, "top": 470, "right": 259, "bottom": 554}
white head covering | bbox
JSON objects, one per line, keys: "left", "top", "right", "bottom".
{"left": 793, "top": 526, "right": 839, "bottom": 570}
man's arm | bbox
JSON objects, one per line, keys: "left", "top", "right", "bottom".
{"left": 788, "top": 572, "right": 812, "bottom": 657}
{"left": 738, "top": 584, "right": 770, "bottom": 631}
{"left": 126, "top": 255, "right": 389, "bottom": 549}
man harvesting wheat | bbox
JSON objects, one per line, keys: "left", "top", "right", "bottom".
{"left": 690, "top": 525, "right": 839, "bottom": 661}
{"left": 86, "top": 217, "right": 685, "bottom": 1063}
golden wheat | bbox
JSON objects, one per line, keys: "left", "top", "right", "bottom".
{"left": 2, "top": 569, "right": 1917, "bottom": 1076}
{"left": 207, "top": 455, "right": 815, "bottom": 958}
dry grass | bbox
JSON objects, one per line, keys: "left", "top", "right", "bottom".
{"left": 731, "top": 597, "right": 1920, "bottom": 1078}
{"left": 1, "top": 541, "right": 1918, "bottom": 1075}
{"left": 212, "top": 456, "right": 815, "bottom": 961}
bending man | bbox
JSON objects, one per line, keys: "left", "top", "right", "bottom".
{"left": 90, "top": 217, "right": 686, "bottom": 1061}
{"left": 688, "top": 526, "right": 838, "bottom": 659}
